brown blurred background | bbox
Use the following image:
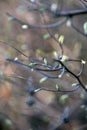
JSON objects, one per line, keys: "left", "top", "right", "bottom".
{"left": 0, "top": 0, "right": 87, "bottom": 130}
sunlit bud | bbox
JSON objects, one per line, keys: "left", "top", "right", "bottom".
{"left": 50, "top": 3, "right": 58, "bottom": 13}
{"left": 34, "top": 88, "right": 41, "bottom": 93}
{"left": 59, "top": 35, "right": 64, "bottom": 44}
{"left": 83, "top": 22, "right": 87, "bottom": 34}
{"left": 14, "top": 57, "right": 18, "bottom": 61}
{"left": 53, "top": 51, "right": 58, "bottom": 58}
{"left": 58, "top": 74, "right": 62, "bottom": 78}
{"left": 30, "top": 0, "right": 35, "bottom": 2}
{"left": 55, "top": 84, "right": 59, "bottom": 90}
{"left": 39, "top": 77, "right": 48, "bottom": 83}
{"left": 72, "top": 83, "right": 77, "bottom": 87}
{"left": 66, "top": 19, "right": 72, "bottom": 27}
{"left": 61, "top": 55, "right": 69, "bottom": 62}
{"left": 22, "top": 24, "right": 28, "bottom": 29}
{"left": 81, "top": 60, "right": 86, "bottom": 64}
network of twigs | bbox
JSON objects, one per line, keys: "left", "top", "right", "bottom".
{"left": 1, "top": 0, "right": 87, "bottom": 93}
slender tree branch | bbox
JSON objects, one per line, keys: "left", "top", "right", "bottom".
{"left": 6, "top": 7, "right": 87, "bottom": 36}
{"left": 56, "top": 9, "right": 87, "bottom": 17}
{"left": 6, "top": 13, "right": 67, "bottom": 29}
{"left": 53, "top": 59, "right": 87, "bottom": 92}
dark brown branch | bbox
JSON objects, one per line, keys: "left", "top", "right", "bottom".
{"left": 6, "top": 13, "right": 67, "bottom": 29}
{"left": 56, "top": 9, "right": 87, "bottom": 17}
{"left": 53, "top": 59, "right": 87, "bottom": 92}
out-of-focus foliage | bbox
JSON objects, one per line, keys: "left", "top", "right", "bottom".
{"left": 0, "top": 0, "right": 87, "bottom": 130}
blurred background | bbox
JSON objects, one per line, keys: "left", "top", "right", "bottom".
{"left": 0, "top": 0, "right": 87, "bottom": 130}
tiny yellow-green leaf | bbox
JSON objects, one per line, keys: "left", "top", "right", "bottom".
{"left": 66, "top": 19, "right": 72, "bottom": 27}
{"left": 59, "top": 35, "right": 64, "bottom": 44}
{"left": 72, "top": 83, "right": 77, "bottom": 87}
{"left": 39, "top": 77, "right": 48, "bottom": 83}
{"left": 83, "top": 22, "right": 87, "bottom": 34}
{"left": 61, "top": 55, "right": 69, "bottom": 62}
{"left": 81, "top": 60, "right": 86, "bottom": 64}
{"left": 53, "top": 51, "right": 58, "bottom": 58}
{"left": 59, "top": 94, "right": 68, "bottom": 104}
{"left": 80, "top": 93, "right": 85, "bottom": 99}
{"left": 39, "top": 5, "right": 47, "bottom": 11}
{"left": 36, "top": 49, "right": 44, "bottom": 55}
{"left": 28, "top": 63, "right": 36, "bottom": 67}
{"left": 56, "top": 84, "right": 59, "bottom": 90}
{"left": 44, "top": 58, "right": 47, "bottom": 64}
{"left": 34, "top": 88, "right": 41, "bottom": 93}
{"left": 43, "top": 33, "right": 50, "bottom": 40}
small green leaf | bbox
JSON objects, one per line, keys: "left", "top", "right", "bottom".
{"left": 39, "top": 5, "right": 47, "bottom": 11}
{"left": 61, "top": 55, "right": 69, "bottom": 62}
{"left": 43, "top": 33, "right": 50, "bottom": 40}
{"left": 66, "top": 19, "right": 72, "bottom": 27}
{"left": 28, "top": 63, "right": 36, "bottom": 67}
{"left": 83, "top": 22, "right": 87, "bottom": 34}
{"left": 55, "top": 84, "right": 59, "bottom": 90}
{"left": 59, "top": 94, "right": 68, "bottom": 104}
{"left": 80, "top": 93, "right": 85, "bottom": 99}
{"left": 36, "top": 49, "right": 44, "bottom": 55}
{"left": 39, "top": 77, "right": 48, "bottom": 83}
{"left": 53, "top": 51, "right": 58, "bottom": 58}
{"left": 59, "top": 35, "right": 64, "bottom": 44}
{"left": 43, "top": 58, "right": 47, "bottom": 64}
{"left": 81, "top": 60, "right": 86, "bottom": 64}
{"left": 72, "top": 83, "right": 77, "bottom": 87}
{"left": 34, "top": 88, "right": 41, "bottom": 93}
